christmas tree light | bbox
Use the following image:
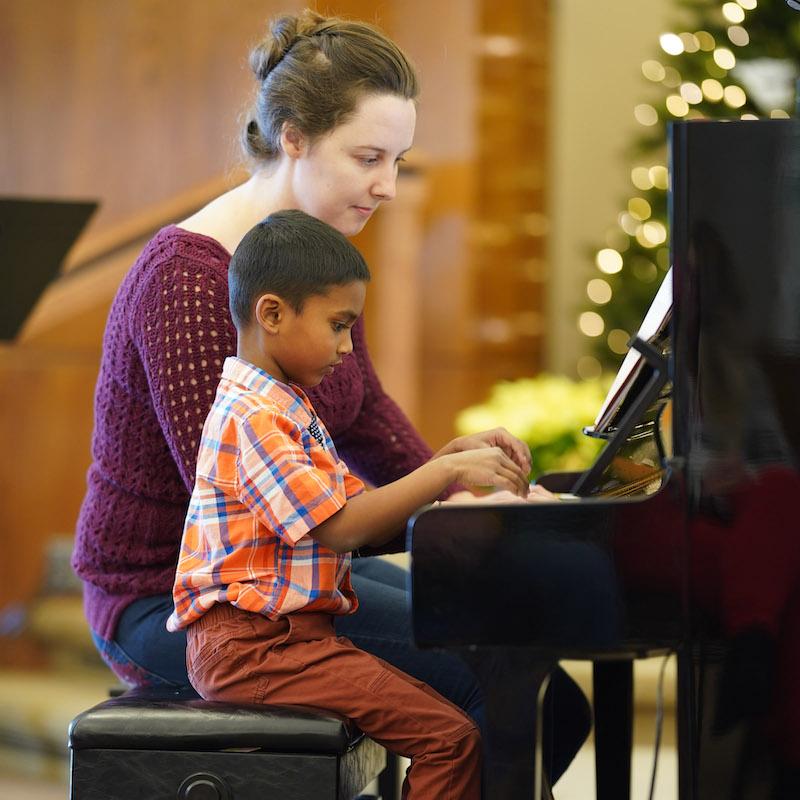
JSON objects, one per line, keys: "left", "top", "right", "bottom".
{"left": 579, "top": 0, "right": 800, "bottom": 378}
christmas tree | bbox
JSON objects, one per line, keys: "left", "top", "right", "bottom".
{"left": 580, "top": 0, "right": 800, "bottom": 374}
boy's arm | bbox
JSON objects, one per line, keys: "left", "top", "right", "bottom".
{"left": 311, "top": 447, "right": 530, "bottom": 553}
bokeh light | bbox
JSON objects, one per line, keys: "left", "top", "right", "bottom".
{"left": 634, "top": 104, "right": 659, "bottom": 126}
{"left": 628, "top": 197, "right": 652, "bottom": 220}
{"left": 587, "top": 279, "right": 613, "bottom": 305}
{"left": 607, "top": 329, "right": 631, "bottom": 355}
{"left": 680, "top": 82, "right": 703, "bottom": 104}
{"left": 579, "top": 312, "right": 605, "bottom": 338}
{"left": 660, "top": 33, "right": 684, "bottom": 55}
{"left": 714, "top": 48, "right": 736, "bottom": 70}
{"left": 666, "top": 95, "right": 690, "bottom": 116}
{"left": 649, "top": 165, "right": 669, "bottom": 190}
{"left": 642, "top": 60, "right": 666, "bottom": 81}
{"left": 577, "top": 355, "right": 602, "bottom": 380}
{"left": 695, "top": 31, "right": 716, "bottom": 51}
{"left": 631, "top": 166, "right": 654, "bottom": 190}
{"left": 701, "top": 78, "right": 724, "bottom": 101}
{"left": 723, "top": 84, "right": 747, "bottom": 108}
{"left": 727, "top": 25, "right": 749, "bottom": 46}
{"left": 722, "top": 2, "right": 745, "bottom": 23}
{"left": 596, "top": 248, "right": 623, "bottom": 274}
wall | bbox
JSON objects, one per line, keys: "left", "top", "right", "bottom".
{"left": 548, "top": 0, "right": 674, "bottom": 375}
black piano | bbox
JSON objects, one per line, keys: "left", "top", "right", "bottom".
{"left": 409, "top": 119, "right": 800, "bottom": 799}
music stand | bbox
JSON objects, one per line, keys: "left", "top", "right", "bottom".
{"left": 0, "top": 197, "right": 97, "bottom": 340}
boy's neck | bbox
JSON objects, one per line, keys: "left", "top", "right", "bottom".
{"left": 236, "top": 333, "right": 288, "bottom": 385}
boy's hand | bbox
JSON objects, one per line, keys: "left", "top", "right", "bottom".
{"left": 442, "top": 446, "right": 530, "bottom": 497}
{"left": 434, "top": 427, "right": 532, "bottom": 475}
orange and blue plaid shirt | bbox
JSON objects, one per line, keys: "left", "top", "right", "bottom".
{"left": 167, "top": 357, "right": 364, "bottom": 631}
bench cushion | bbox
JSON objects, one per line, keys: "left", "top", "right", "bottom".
{"left": 68, "top": 686, "right": 356, "bottom": 754}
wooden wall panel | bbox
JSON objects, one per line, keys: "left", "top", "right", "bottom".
{"left": 0, "top": 0, "right": 552, "bottom": 612}
{"left": 0, "top": 0, "right": 299, "bottom": 236}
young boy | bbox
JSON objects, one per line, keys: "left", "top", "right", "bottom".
{"left": 167, "top": 210, "right": 532, "bottom": 799}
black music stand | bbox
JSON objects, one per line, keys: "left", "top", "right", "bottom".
{"left": 0, "top": 197, "right": 97, "bottom": 340}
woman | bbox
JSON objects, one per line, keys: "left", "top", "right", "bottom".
{"left": 72, "top": 8, "right": 589, "bottom": 785}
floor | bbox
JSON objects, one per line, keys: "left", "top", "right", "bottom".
{"left": 0, "top": 709, "right": 678, "bottom": 800}
{"left": 0, "top": 652, "right": 678, "bottom": 800}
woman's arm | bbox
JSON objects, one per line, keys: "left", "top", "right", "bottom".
{"left": 129, "top": 237, "right": 237, "bottom": 492}
{"left": 333, "top": 316, "right": 433, "bottom": 485}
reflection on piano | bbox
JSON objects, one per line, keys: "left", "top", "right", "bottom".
{"left": 408, "top": 119, "right": 800, "bottom": 799}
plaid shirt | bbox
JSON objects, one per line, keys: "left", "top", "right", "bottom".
{"left": 168, "top": 357, "right": 364, "bottom": 631}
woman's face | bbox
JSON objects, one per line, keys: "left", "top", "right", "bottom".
{"left": 290, "top": 93, "right": 417, "bottom": 237}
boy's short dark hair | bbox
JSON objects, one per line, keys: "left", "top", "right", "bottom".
{"left": 228, "top": 209, "right": 371, "bottom": 328}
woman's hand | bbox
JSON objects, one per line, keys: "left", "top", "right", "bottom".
{"left": 434, "top": 427, "right": 532, "bottom": 475}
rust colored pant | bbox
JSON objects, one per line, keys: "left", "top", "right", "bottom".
{"left": 186, "top": 603, "right": 481, "bottom": 799}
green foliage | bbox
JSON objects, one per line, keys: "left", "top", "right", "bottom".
{"left": 455, "top": 374, "right": 611, "bottom": 478}
{"left": 589, "top": 0, "right": 800, "bottom": 368}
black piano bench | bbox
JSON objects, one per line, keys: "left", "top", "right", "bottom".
{"left": 67, "top": 686, "right": 392, "bottom": 800}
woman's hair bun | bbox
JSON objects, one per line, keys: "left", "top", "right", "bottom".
{"left": 249, "top": 9, "right": 326, "bottom": 81}
{"left": 242, "top": 8, "right": 417, "bottom": 166}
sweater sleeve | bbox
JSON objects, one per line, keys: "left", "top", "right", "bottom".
{"left": 334, "top": 316, "right": 433, "bottom": 487}
{"left": 130, "top": 240, "right": 237, "bottom": 492}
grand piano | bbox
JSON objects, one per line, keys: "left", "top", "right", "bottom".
{"left": 409, "top": 118, "right": 800, "bottom": 799}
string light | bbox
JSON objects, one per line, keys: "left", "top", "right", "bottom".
{"left": 578, "top": 312, "right": 604, "bottom": 337}
{"left": 628, "top": 197, "right": 652, "bottom": 220}
{"left": 631, "top": 167, "right": 654, "bottom": 190}
{"left": 680, "top": 82, "right": 704, "bottom": 104}
{"left": 723, "top": 84, "right": 747, "bottom": 107}
{"left": 722, "top": 3, "right": 745, "bottom": 23}
{"left": 596, "top": 249, "right": 623, "bottom": 274}
{"left": 607, "top": 329, "right": 631, "bottom": 355}
{"left": 666, "top": 94, "right": 690, "bottom": 116}
{"left": 679, "top": 32, "right": 701, "bottom": 52}
{"left": 587, "top": 279, "right": 613, "bottom": 305}
{"left": 701, "top": 78, "right": 725, "bottom": 101}
{"left": 642, "top": 221, "right": 667, "bottom": 245}
{"left": 727, "top": 25, "right": 749, "bottom": 46}
{"left": 642, "top": 60, "right": 666, "bottom": 81}
{"left": 581, "top": 0, "right": 796, "bottom": 373}
{"left": 618, "top": 213, "right": 640, "bottom": 236}
{"left": 649, "top": 166, "right": 669, "bottom": 190}
{"left": 695, "top": 31, "right": 716, "bottom": 51}
{"left": 713, "top": 47, "right": 736, "bottom": 70}
{"left": 662, "top": 66, "right": 682, "bottom": 87}
{"left": 577, "top": 356, "right": 602, "bottom": 380}
{"left": 634, "top": 104, "right": 659, "bottom": 126}
{"left": 632, "top": 258, "right": 659, "bottom": 282}
{"left": 659, "top": 33, "right": 684, "bottom": 55}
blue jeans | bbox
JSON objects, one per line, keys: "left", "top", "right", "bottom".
{"left": 93, "top": 557, "right": 589, "bottom": 783}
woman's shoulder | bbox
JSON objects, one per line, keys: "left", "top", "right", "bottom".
{"left": 139, "top": 225, "right": 232, "bottom": 269}
{"left": 121, "top": 225, "right": 230, "bottom": 296}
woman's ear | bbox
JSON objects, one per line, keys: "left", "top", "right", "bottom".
{"left": 280, "top": 122, "right": 307, "bottom": 160}
{"left": 254, "top": 294, "right": 284, "bottom": 333}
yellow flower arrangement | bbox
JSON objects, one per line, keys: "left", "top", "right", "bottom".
{"left": 455, "top": 373, "right": 611, "bottom": 478}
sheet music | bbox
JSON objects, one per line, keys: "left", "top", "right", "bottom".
{"left": 592, "top": 269, "right": 672, "bottom": 433}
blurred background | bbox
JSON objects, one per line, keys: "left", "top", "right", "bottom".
{"left": 2, "top": 0, "right": 797, "bottom": 796}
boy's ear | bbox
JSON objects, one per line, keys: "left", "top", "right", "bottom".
{"left": 280, "top": 122, "right": 308, "bottom": 159}
{"left": 254, "top": 294, "right": 285, "bottom": 333}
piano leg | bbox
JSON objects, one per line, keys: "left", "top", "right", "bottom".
{"left": 455, "top": 647, "right": 553, "bottom": 800}
{"left": 593, "top": 660, "right": 633, "bottom": 800}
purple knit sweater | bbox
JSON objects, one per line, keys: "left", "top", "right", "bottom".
{"left": 72, "top": 226, "right": 434, "bottom": 641}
